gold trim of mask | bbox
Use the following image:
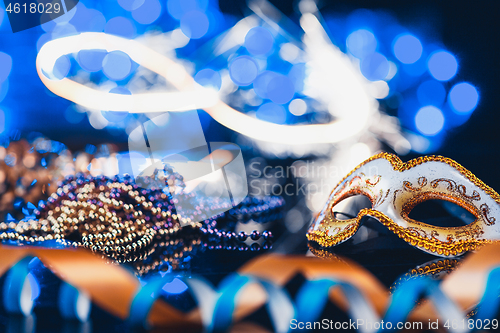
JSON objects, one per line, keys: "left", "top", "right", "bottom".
{"left": 307, "top": 153, "right": 500, "bottom": 257}
{"left": 390, "top": 258, "right": 461, "bottom": 293}
{"left": 307, "top": 243, "right": 348, "bottom": 264}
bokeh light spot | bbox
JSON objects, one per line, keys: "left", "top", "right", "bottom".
{"left": 245, "top": 27, "right": 274, "bottom": 55}
{"left": 267, "top": 74, "right": 295, "bottom": 104}
{"left": 51, "top": 23, "right": 78, "bottom": 39}
{"left": 41, "top": 19, "right": 56, "bottom": 33}
{"left": 36, "top": 33, "right": 52, "bottom": 52}
{"left": 0, "top": 7, "right": 4, "bottom": 27}
{"left": 64, "top": 106, "right": 85, "bottom": 124}
{"left": 77, "top": 50, "right": 107, "bottom": 72}
{"left": 415, "top": 106, "right": 445, "bottom": 136}
{"left": 52, "top": 2, "right": 77, "bottom": 24}
{"left": 53, "top": 55, "right": 71, "bottom": 80}
{"left": 288, "top": 99, "right": 307, "bottom": 116}
{"left": 256, "top": 103, "right": 287, "bottom": 124}
{"left": 0, "top": 108, "right": 5, "bottom": 134}
{"left": 102, "top": 51, "right": 132, "bottom": 81}
{"left": 229, "top": 56, "right": 259, "bottom": 86}
{"left": 112, "top": 87, "right": 132, "bottom": 95}
{"left": 427, "top": 50, "right": 458, "bottom": 81}
{"left": 180, "top": 10, "right": 209, "bottom": 39}
{"left": 118, "top": 0, "right": 145, "bottom": 11}
{"left": 288, "top": 63, "right": 306, "bottom": 92}
{"left": 162, "top": 278, "right": 188, "bottom": 294}
{"left": 102, "top": 87, "right": 131, "bottom": 123}
{"left": 132, "top": 0, "right": 162, "bottom": 25}
{"left": 0, "top": 52, "right": 12, "bottom": 83}
{"left": 393, "top": 34, "right": 423, "bottom": 64}
{"left": 279, "top": 43, "right": 300, "bottom": 63}
{"left": 194, "top": 68, "right": 221, "bottom": 90}
{"left": 70, "top": 8, "right": 106, "bottom": 32}
{"left": 166, "top": 0, "right": 208, "bottom": 20}
{"left": 360, "top": 52, "right": 390, "bottom": 81}
{"left": 448, "top": 82, "right": 479, "bottom": 114}
{"left": 417, "top": 80, "right": 446, "bottom": 107}
{"left": 166, "top": 0, "right": 183, "bottom": 20}
{"left": 0, "top": 80, "right": 9, "bottom": 103}
{"left": 105, "top": 17, "right": 136, "bottom": 39}
{"left": 253, "top": 71, "right": 279, "bottom": 99}
{"left": 346, "top": 29, "right": 377, "bottom": 59}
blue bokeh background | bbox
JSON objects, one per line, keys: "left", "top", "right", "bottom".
{"left": 0, "top": 0, "right": 498, "bottom": 184}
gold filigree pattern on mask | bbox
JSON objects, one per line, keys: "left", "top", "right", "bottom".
{"left": 390, "top": 258, "right": 461, "bottom": 293}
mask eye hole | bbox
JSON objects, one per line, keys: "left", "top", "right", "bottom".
{"left": 407, "top": 199, "right": 476, "bottom": 227}
{"left": 331, "top": 194, "right": 372, "bottom": 220}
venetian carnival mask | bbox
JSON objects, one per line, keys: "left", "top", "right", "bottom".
{"left": 307, "top": 153, "right": 500, "bottom": 257}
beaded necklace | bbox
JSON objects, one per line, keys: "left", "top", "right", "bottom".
{"left": 0, "top": 166, "right": 282, "bottom": 264}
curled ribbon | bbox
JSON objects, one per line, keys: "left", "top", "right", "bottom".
{"left": 2, "top": 244, "right": 500, "bottom": 332}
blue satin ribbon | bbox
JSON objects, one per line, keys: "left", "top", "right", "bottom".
{"left": 384, "top": 277, "right": 434, "bottom": 327}
{"left": 183, "top": 277, "right": 219, "bottom": 328}
{"left": 210, "top": 274, "right": 251, "bottom": 332}
{"left": 5, "top": 253, "right": 500, "bottom": 333}
{"left": 2, "top": 255, "right": 34, "bottom": 316}
{"left": 295, "top": 279, "right": 338, "bottom": 327}
{"left": 383, "top": 276, "right": 465, "bottom": 332}
{"left": 58, "top": 282, "right": 91, "bottom": 322}
{"left": 128, "top": 273, "right": 176, "bottom": 329}
{"left": 211, "top": 273, "right": 295, "bottom": 332}
{"left": 474, "top": 266, "right": 500, "bottom": 321}
{"left": 295, "top": 278, "right": 379, "bottom": 333}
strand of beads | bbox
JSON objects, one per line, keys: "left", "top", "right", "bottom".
{"left": 0, "top": 167, "right": 280, "bottom": 264}
{"left": 227, "top": 196, "right": 285, "bottom": 222}
{"left": 130, "top": 227, "right": 275, "bottom": 276}
{"left": 0, "top": 174, "right": 184, "bottom": 260}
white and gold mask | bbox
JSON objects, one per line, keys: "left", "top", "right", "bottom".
{"left": 308, "top": 153, "right": 500, "bottom": 257}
